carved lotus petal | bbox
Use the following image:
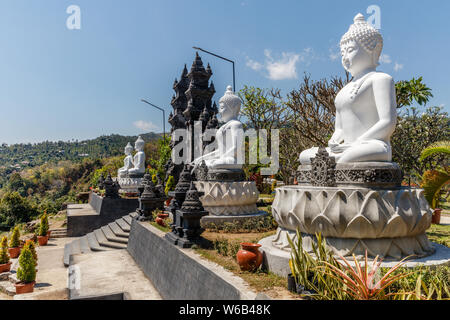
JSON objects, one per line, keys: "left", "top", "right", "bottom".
{"left": 343, "top": 215, "right": 377, "bottom": 238}
{"left": 410, "top": 211, "right": 432, "bottom": 236}
{"left": 396, "top": 190, "right": 421, "bottom": 233}
{"left": 321, "top": 190, "right": 351, "bottom": 234}
{"left": 358, "top": 191, "right": 389, "bottom": 236}
{"left": 311, "top": 214, "right": 339, "bottom": 237}
{"left": 379, "top": 214, "right": 409, "bottom": 238}
{"left": 302, "top": 191, "right": 322, "bottom": 232}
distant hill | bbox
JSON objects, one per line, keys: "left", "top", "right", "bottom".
{"left": 0, "top": 132, "right": 161, "bottom": 171}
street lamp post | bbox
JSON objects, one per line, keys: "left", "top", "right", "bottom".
{"left": 140, "top": 99, "right": 166, "bottom": 142}
{"left": 192, "top": 46, "right": 236, "bottom": 92}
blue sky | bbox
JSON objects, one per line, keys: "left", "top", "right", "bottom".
{"left": 0, "top": 0, "right": 449, "bottom": 144}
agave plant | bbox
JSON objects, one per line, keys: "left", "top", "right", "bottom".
{"left": 420, "top": 140, "right": 450, "bottom": 209}
{"left": 322, "top": 251, "right": 413, "bottom": 300}
{"left": 288, "top": 230, "right": 349, "bottom": 300}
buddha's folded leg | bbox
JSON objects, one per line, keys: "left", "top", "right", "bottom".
{"left": 337, "top": 140, "right": 391, "bottom": 163}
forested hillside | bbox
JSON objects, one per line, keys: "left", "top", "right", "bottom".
{"left": 0, "top": 132, "right": 161, "bottom": 172}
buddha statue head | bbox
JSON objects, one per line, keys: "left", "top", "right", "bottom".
{"left": 124, "top": 142, "right": 133, "bottom": 155}
{"left": 218, "top": 85, "right": 241, "bottom": 122}
{"left": 340, "top": 13, "right": 383, "bottom": 77}
{"left": 134, "top": 136, "right": 145, "bottom": 152}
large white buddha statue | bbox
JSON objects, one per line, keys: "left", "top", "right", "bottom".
{"left": 128, "top": 136, "right": 146, "bottom": 176}
{"left": 117, "top": 142, "right": 134, "bottom": 178}
{"left": 299, "top": 13, "right": 397, "bottom": 164}
{"left": 192, "top": 85, "right": 243, "bottom": 170}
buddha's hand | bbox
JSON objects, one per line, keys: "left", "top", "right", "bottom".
{"left": 330, "top": 143, "right": 351, "bottom": 154}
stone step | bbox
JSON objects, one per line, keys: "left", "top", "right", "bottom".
{"left": 79, "top": 236, "right": 92, "bottom": 254}
{"left": 70, "top": 239, "right": 82, "bottom": 256}
{"left": 123, "top": 215, "right": 133, "bottom": 225}
{"left": 101, "top": 226, "right": 128, "bottom": 244}
{"left": 0, "top": 272, "right": 11, "bottom": 282}
{"left": 129, "top": 211, "right": 138, "bottom": 218}
{"left": 0, "top": 280, "right": 16, "bottom": 296}
{"left": 86, "top": 232, "right": 108, "bottom": 252}
{"left": 94, "top": 229, "right": 127, "bottom": 250}
{"left": 116, "top": 218, "right": 131, "bottom": 232}
{"left": 63, "top": 243, "right": 72, "bottom": 267}
{"left": 108, "top": 222, "right": 129, "bottom": 238}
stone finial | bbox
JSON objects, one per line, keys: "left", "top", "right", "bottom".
{"left": 181, "top": 182, "right": 205, "bottom": 212}
{"left": 104, "top": 173, "right": 120, "bottom": 198}
{"left": 175, "top": 164, "right": 193, "bottom": 193}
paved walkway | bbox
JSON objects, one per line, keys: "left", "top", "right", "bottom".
{"left": 69, "top": 249, "right": 161, "bottom": 300}
{"left": 13, "top": 237, "right": 77, "bottom": 300}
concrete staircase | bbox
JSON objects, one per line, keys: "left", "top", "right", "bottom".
{"left": 64, "top": 212, "right": 138, "bottom": 267}
{"left": 49, "top": 228, "right": 67, "bottom": 238}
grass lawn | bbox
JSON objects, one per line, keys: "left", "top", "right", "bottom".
{"left": 426, "top": 223, "right": 450, "bottom": 247}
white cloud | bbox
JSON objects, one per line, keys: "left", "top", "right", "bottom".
{"left": 247, "top": 48, "right": 318, "bottom": 80}
{"left": 379, "top": 54, "right": 392, "bottom": 64}
{"left": 394, "top": 62, "right": 404, "bottom": 72}
{"left": 246, "top": 58, "right": 263, "bottom": 71}
{"left": 264, "top": 50, "right": 300, "bottom": 80}
{"left": 133, "top": 120, "right": 158, "bottom": 132}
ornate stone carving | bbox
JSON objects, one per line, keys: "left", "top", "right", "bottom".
{"left": 297, "top": 162, "right": 403, "bottom": 188}
{"left": 194, "top": 160, "right": 209, "bottom": 181}
{"left": 310, "top": 148, "right": 336, "bottom": 187}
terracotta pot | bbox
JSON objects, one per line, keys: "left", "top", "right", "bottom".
{"left": 8, "top": 247, "right": 21, "bottom": 259}
{"left": 37, "top": 235, "right": 49, "bottom": 246}
{"left": 15, "top": 281, "right": 35, "bottom": 294}
{"left": 0, "top": 261, "right": 12, "bottom": 273}
{"left": 155, "top": 217, "right": 165, "bottom": 226}
{"left": 165, "top": 197, "right": 173, "bottom": 207}
{"left": 432, "top": 208, "right": 442, "bottom": 224}
{"left": 236, "top": 242, "right": 263, "bottom": 272}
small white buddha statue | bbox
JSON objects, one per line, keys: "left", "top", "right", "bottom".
{"left": 299, "top": 13, "right": 397, "bottom": 164}
{"left": 192, "top": 85, "right": 243, "bottom": 170}
{"left": 118, "top": 142, "right": 134, "bottom": 178}
{"left": 128, "top": 136, "right": 146, "bottom": 176}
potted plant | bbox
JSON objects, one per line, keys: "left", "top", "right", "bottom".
{"left": 432, "top": 208, "right": 442, "bottom": 224}
{"left": 15, "top": 247, "right": 36, "bottom": 294}
{"left": 23, "top": 240, "right": 38, "bottom": 266}
{"left": 37, "top": 213, "right": 49, "bottom": 246}
{"left": 8, "top": 226, "right": 21, "bottom": 258}
{"left": 0, "top": 236, "right": 11, "bottom": 273}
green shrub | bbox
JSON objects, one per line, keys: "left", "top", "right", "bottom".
{"left": 213, "top": 238, "right": 241, "bottom": 259}
{"left": 165, "top": 176, "right": 175, "bottom": 195}
{"left": 9, "top": 226, "right": 20, "bottom": 248}
{"left": 16, "top": 247, "right": 36, "bottom": 283}
{"left": 0, "top": 236, "right": 10, "bottom": 264}
{"left": 38, "top": 213, "right": 49, "bottom": 236}
{"left": 23, "top": 240, "right": 37, "bottom": 263}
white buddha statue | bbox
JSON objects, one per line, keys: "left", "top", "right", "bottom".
{"left": 192, "top": 85, "right": 243, "bottom": 170}
{"left": 299, "top": 13, "right": 397, "bottom": 164}
{"left": 118, "top": 142, "right": 134, "bottom": 178}
{"left": 128, "top": 136, "right": 146, "bottom": 176}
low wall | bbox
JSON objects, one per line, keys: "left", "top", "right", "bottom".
{"left": 127, "top": 219, "right": 257, "bottom": 300}
{"left": 67, "top": 192, "right": 139, "bottom": 236}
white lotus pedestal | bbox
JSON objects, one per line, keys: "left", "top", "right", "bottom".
{"left": 117, "top": 177, "right": 143, "bottom": 194}
{"left": 259, "top": 160, "right": 450, "bottom": 276}
{"left": 194, "top": 181, "right": 268, "bottom": 228}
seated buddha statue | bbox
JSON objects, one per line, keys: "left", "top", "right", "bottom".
{"left": 299, "top": 13, "right": 397, "bottom": 165}
{"left": 118, "top": 142, "right": 134, "bottom": 178}
{"left": 192, "top": 85, "right": 243, "bottom": 170}
{"left": 128, "top": 136, "right": 146, "bottom": 177}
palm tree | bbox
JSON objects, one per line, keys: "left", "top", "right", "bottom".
{"left": 420, "top": 141, "right": 450, "bottom": 209}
